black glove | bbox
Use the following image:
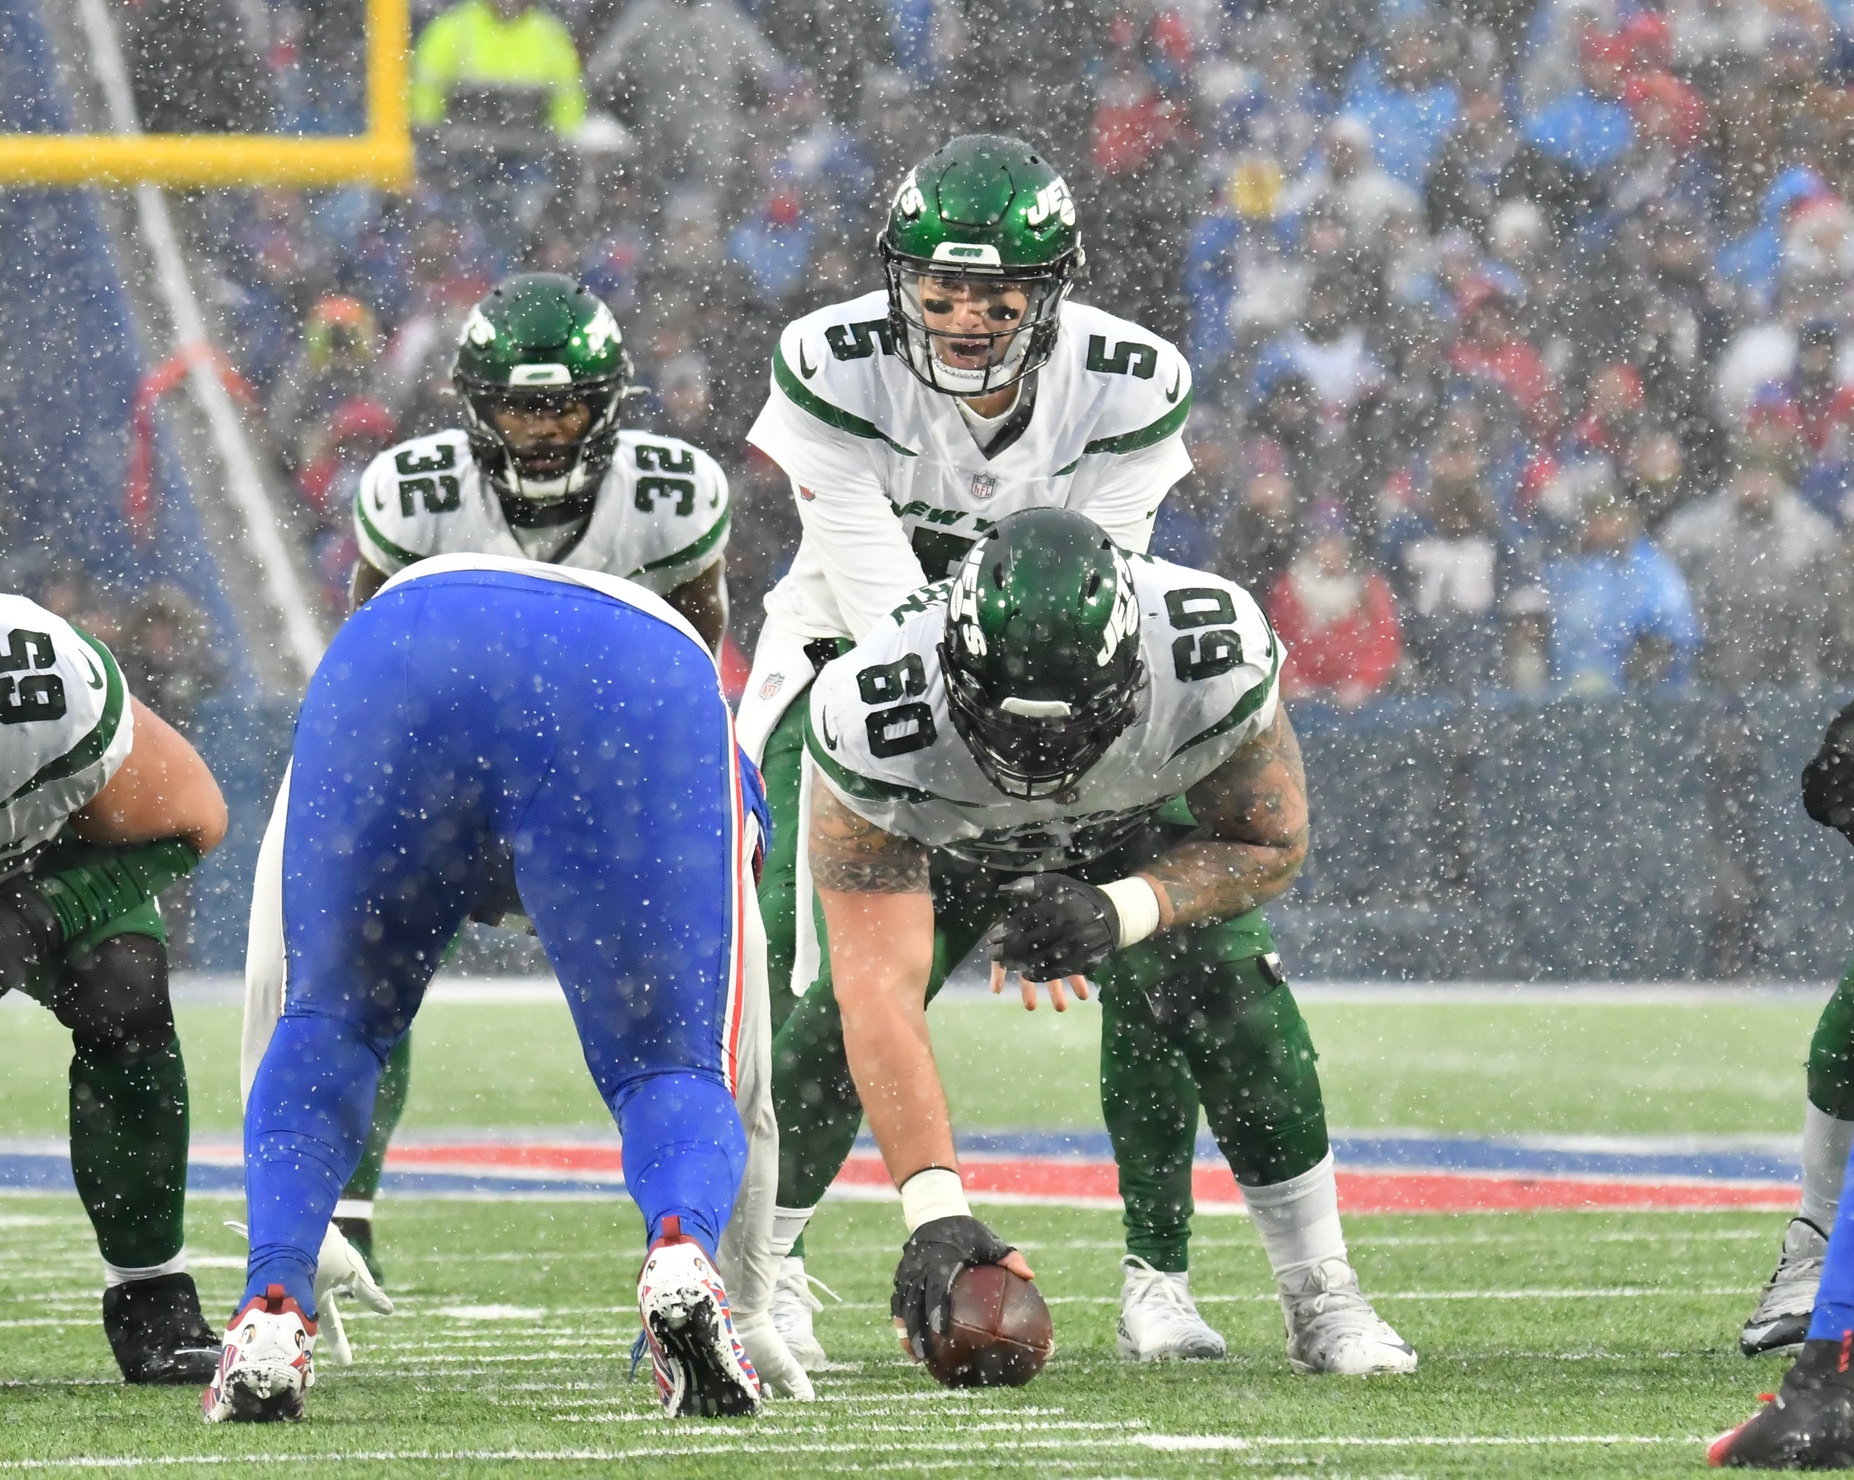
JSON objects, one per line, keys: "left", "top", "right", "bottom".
{"left": 892, "top": 1215, "right": 1015, "bottom": 1361}
{"left": 1803, "top": 700, "right": 1854, "bottom": 843}
{"left": 0, "top": 879, "right": 61, "bottom": 999}
{"left": 982, "top": 873, "right": 1119, "bottom": 980}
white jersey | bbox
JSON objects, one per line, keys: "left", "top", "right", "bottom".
{"left": 354, "top": 427, "right": 730, "bottom": 597}
{"left": 805, "top": 556, "right": 1280, "bottom": 873}
{"left": 747, "top": 290, "right": 1193, "bottom": 644}
{"left": 0, "top": 595, "right": 133, "bottom": 874}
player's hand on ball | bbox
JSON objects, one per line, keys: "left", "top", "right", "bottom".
{"left": 1803, "top": 700, "right": 1854, "bottom": 843}
{"left": 983, "top": 874, "right": 1118, "bottom": 993}
{"left": 891, "top": 1216, "right": 1030, "bottom": 1363}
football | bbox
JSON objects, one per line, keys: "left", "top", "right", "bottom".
{"left": 919, "top": 1262, "right": 1055, "bottom": 1388}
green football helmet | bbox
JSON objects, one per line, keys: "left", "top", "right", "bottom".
{"left": 453, "top": 273, "right": 631, "bottom": 515}
{"left": 881, "top": 134, "right": 1083, "bottom": 398}
{"left": 940, "top": 508, "right": 1144, "bottom": 801}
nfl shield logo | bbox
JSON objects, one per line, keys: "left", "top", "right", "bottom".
{"left": 759, "top": 672, "right": 786, "bottom": 701}
{"left": 970, "top": 473, "right": 996, "bottom": 501}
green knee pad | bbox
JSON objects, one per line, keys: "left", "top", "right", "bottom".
{"left": 342, "top": 1032, "right": 413, "bottom": 1203}
{"left": 1809, "top": 957, "right": 1854, "bottom": 1119}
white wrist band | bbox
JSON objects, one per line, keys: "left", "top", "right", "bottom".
{"left": 900, "top": 1168, "right": 970, "bottom": 1232}
{"left": 1100, "top": 877, "right": 1162, "bottom": 950}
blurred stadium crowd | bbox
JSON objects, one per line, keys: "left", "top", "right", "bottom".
{"left": 82, "top": 0, "right": 1854, "bottom": 703}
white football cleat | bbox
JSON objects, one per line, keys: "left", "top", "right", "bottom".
{"left": 1279, "top": 1258, "right": 1417, "bottom": 1376}
{"left": 1116, "top": 1255, "right": 1227, "bottom": 1361}
{"left": 1742, "top": 1217, "right": 1829, "bottom": 1357}
{"left": 201, "top": 1285, "right": 316, "bottom": 1423}
{"left": 732, "top": 1309, "right": 815, "bottom": 1400}
{"left": 771, "top": 1256, "right": 833, "bottom": 1372}
{"left": 637, "top": 1219, "right": 761, "bottom": 1418}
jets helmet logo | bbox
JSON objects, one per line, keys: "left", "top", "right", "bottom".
{"left": 947, "top": 557, "right": 987, "bottom": 658}
{"left": 583, "top": 303, "right": 622, "bottom": 358}
{"left": 1024, "top": 178, "right": 1076, "bottom": 230}
{"left": 1096, "top": 570, "right": 1139, "bottom": 668}
{"left": 894, "top": 171, "right": 925, "bottom": 221}
{"left": 463, "top": 308, "right": 497, "bottom": 346}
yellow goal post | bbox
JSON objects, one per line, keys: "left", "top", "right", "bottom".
{"left": 0, "top": 0, "right": 411, "bottom": 189}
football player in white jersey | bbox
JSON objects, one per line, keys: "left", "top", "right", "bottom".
{"left": 730, "top": 134, "right": 1229, "bottom": 1363}
{"left": 240, "top": 275, "right": 806, "bottom": 1396}
{"left": 788, "top": 510, "right": 1416, "bottom": 1378}
{"left": 0, "top": 590, "right": 229, "bottom": 1383}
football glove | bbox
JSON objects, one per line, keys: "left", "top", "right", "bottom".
{"left": 1803, "top": 700, "right": 1854, "bottom": 844}
{"left": 891, "top": 1215, "right": 1014, "bottom": 1363}
{"left": 223, "top": 1220, "right": 393, "bottom": 1367}
{"left": 314, "top": 1220, "right": 394, "bottom": 1366}
{"left": 983, "top": 874, "right": 1119, "bottom": 981}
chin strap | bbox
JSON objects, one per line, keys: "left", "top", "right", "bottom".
{"left": 494, "top": 484, "right": 597, "bottom": 529}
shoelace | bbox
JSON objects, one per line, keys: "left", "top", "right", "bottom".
{"left": 1285, "top": 1261, "right": 1380, "bottom": 1331}
{"left": 1122, "top": 1258, "right": 1200, "bottom": 1320}
{"left": 777, "top": 1267, "right": 842, "bottom": 1314}
{"left": 627, "top": 1330, "right": 649, "bottom": 1382}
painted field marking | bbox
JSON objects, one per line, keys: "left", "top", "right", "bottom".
{"left": 0, "top": 1433, "right": 1702, "bottom": 1470}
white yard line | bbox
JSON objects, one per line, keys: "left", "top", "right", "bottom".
{"left": 0, "top": 1434, "right": 1699, "bottom": 1470}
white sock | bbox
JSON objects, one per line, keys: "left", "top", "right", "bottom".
{"left": 103, "top": 1250, "right": 188, "bottom": 1288}
{"left": 1801, "top": 1101, "right": 1854, "bottom": 1231}
{"left": 333, "top": 1198, "right": 374, "bottom": 1221}
{"left": 772, "top": 1205, "right": 816, "bottom": 1260}
{"left": 1240, "top": 1152, "right": 1346, "bottom": 1283}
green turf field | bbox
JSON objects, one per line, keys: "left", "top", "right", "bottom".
{"left": 0, "top": 988, "right": 1828, "bottom": 1475}
{"left": 0, "top": 988, "right": 1826, "bottom": 1139}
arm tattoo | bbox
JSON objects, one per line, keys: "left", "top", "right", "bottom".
{"left": 809, "top": 782, "right": 932, "bottom": 895}
{"left": 1141, "top": 706, "right": 1311, "bottom": 930}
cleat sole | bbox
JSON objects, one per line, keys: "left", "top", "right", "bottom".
{"left": 217, "top": 1365, "right": 308, "bottom": 1423}
{"left": 647, "top": 1297, "right": 759, "bottom": 1419}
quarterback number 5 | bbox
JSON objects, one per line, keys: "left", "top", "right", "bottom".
{"left": 1166, "top": 588, "right": 1243, "bottom": 683}
{"left": 857, "top": 653, "right": 936, "bottom": 759}
{"left": 0, "top": 627, "right": 65, "bottom": 725}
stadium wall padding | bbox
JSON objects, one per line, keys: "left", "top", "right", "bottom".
{"left": 182, "top": 690, "right": 1854, "bottom": 979}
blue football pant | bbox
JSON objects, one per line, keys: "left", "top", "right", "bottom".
{"left": 1811, "top": 1130, "right": 1854, "bottom": 1341}
{"left": 242, "top": 570, "right": 751, "bottom": 1315}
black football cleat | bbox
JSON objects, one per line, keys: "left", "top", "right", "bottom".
{"left": 102, "top": 1272, "right": 223, "bottom": 1385}
{"left": 1712, "top": 1334, "right": 1854, "bottom": 1468}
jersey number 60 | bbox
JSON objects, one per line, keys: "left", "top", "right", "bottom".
{"left": 858, "top": 653, "right": 936, "bottom": 758}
